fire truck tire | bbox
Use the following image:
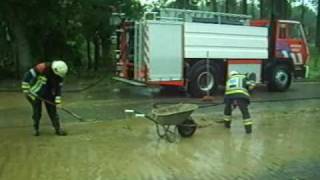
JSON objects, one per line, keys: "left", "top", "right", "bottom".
{"left": 268, "top": 65, "right": 292, "bottom": 91}
{"left": 188, "top": 61, "right": 218, "bottom": 98}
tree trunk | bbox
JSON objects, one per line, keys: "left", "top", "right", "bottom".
{"left": 175, "top": 0, "right": 191, "bottom": 9}
{"left": 101, "top": 38, "right": 111, "bottom": 71}
{"left": 316, "top": 0, "right": 320, "bottom": 50}
{"left": 251, "top": 0, "right": 255, "bottom": 18}
{"left": 86, "top": 38, "right": 92, "bottom": 70}
{"left": 242, "top": 0, "right": 248, "bottom": 15}
{"left": 7, "top": 7, "right": 32, "bottom": 77}
{"left": 211, "top": 0, "right": 217, "bottom": 12}
{"left": 300, "top": 0, "right": 306, "bottom": 25}
{"left": 225, "top": 0, "right": 230, "bottom": 13}
{"left": 260, "top": 0, "right": 265, "bottom": 19}
{"left": 93, "top": 34, "right": 100, "bottom": 71}
{"left": 274, "top": 0, "right": 288, "bottom": 19}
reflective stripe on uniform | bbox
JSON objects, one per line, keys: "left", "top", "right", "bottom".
{"left": 30, "top": 76, "right": 47, "bottom": 94}
{"left": 39, "top": 76, "right": 47, "bottom": 81}
{"left": 225, "top": 74, "right": 249, "bottom": 96}
{"left": 233, "top": 74, "right": 246, "bottom": 78}
{"left": 27, "top": 93, "right": 36, "bottom": 101}
{"left": 225, "top": 89, "right": 249, "bottom": 96}
{"left": 30, "top": 80, "right": 42, "bottom": 93}
{"left": 30, "top": 69, "right": 36, "bottom": 77}
{"left": 21, "top": 82, "right": 30, "bottom": 89}
{"left": 243, "top": 119, "right": 253, "bottom": 125}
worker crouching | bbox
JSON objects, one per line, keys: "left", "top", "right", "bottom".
{"left": 21, "top": 60, "right": 68, "bottom": 136}
{"left": 223, "top": 71, "right": 255, "bottom": 134}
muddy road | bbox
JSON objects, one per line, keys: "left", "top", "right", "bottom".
{"left": 0, "top": 81, "right": 320, "bottom": 179}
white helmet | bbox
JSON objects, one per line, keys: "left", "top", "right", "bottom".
{"left": 229, "top": 71, "right": 238, "bottom": 77}
{"left": 52, "top": 60, "right": 68, "bottom": 77}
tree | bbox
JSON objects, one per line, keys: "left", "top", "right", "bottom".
{"left": 300, "top": 0, "right": 306, "bottom": 25}
{"left": 0, "top": 1, "right": 33, "bottom": 76}
{"left": 260, "top": 0, "right": 265, "bottom": 18}
{"left": 0, "top": 0, "right": 83, "bottom": 76}
{"left": 274, "top": 0, "right": 290, "bottom": 19}
{"left": 0, "top": 0, "right": 144, "bottom": 77}
{"left": 225, "top": 0, "right": 230, "bottom": 13}
{"left": 269, "top": 0, "right": 290, "bottom": 19}
{"left": 242, "top": 0, "right": 248, "bottom": 15}
{"left": 225, "top": 0, "right": 237, "bottom": 13}
{"left": 167, "top": 0, "right": 198, "bottom": 9}
{"left": 250, "top": 0, "right": 256, "bottom": 18}
{"left": 211, "top": 0, "right": 218, "bottom": 12}
{"left": 317, "top": 0, "right": 320, "bottom": 49}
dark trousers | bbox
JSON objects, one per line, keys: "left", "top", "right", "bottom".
{"left": 224, "top": 98, "right": 250, "bottom": 120}
{"left": 27, "top": 94, "right": 60, "bottom": 131}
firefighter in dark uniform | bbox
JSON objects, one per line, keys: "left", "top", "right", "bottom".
{"left": 21, "top": 60, "right": 68, "bottom": 136}
{"left": 224, "top": 71, "right": 255, "bottom": 134}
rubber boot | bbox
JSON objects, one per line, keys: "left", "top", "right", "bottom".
{"left": 34, "top": 129, "right": 40, "bottom": 136}
{"left": 33, "top": 123, "right": 40, "bottom": 136}
{"left": 52, "top": 118, "right": 67, "bottom": 136}
{"left": 224, "top": 116, "right": 232, "bottom": 128}
{"left": 244, "top": 125, "right": 252, "bottom": 134}
{"left": 243, "top": 119, "right": 252, "bottom": 134}
{"left": 55, "top": 129, "right": 67, "bottom": 136}
{"left": 224, "top": 121, "right": 231, "bottom": 128}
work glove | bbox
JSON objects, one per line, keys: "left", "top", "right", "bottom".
{"left": 55, "top": 96, "right": 62, "bottom": 108}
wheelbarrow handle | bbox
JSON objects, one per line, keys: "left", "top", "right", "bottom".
{"left": 124, "top": 109, "right": 145, "bottom": 117}
{"left": 124, "top": 109, "right": 135, "bottom": 113}
{"left": 135, "top": 114, "right": 146, "bottom": 117}
{"left": 124, "top": 109, "right": 157, "bottom": 123}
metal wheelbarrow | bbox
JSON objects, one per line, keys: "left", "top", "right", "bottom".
{"left": 125, "top": 103, "right": 198, "bottom": 142}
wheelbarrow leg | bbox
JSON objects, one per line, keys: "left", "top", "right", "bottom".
{"left": 156, "top": 125, "right": 177, "bottom": 143}
{"left": 156, "top": 124, "right": 168, "bottom": 138}
{"left": 165, "top": 126, "right": 178, "bottom": 143}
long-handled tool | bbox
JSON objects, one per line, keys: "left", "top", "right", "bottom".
{"left": 29, "top": 93, "right": 85, "bottom": 122}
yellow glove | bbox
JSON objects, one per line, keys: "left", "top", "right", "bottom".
{"left": 55, "top": 96, "right": 62, "bottom": 108}
{"left": 55, "top": 96, "right": 62, "bottom": 104}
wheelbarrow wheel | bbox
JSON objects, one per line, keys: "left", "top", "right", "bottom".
{"left": 177, "top": 118, "right": 197, "bottom": 138}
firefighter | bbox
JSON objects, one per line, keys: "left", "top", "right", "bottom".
{"left": 223, "top": 71, "right": 255, "bottom": 134}
{"left": 21, "top": 60, "right": 68, "bottom": 136}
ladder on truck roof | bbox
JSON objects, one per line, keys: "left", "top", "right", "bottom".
{"left": 159, "top": 8, "right": 251, "bottom": 25}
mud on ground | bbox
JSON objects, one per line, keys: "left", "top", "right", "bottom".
{"left": 0, "top": 92, "right": 320, "bottom": 180}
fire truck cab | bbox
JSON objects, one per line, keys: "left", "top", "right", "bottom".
{"left": 114, "top": 8, "right": 309, "bottom": 97}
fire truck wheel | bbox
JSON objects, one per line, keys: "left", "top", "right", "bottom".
{"left": 188, "top": 60, "right": 218, "bottom": 98}
{"left": 268, "top": 65, "right": 292, "bottom": 91}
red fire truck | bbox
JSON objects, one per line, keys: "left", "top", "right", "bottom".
{"left": 114, "top": 8, "right": 309, "bottom": 97}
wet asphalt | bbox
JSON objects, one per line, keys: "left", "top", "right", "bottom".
{"left": 0, "top": 81, "right": 320, "bottom": 180}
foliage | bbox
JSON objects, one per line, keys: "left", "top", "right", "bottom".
{"left": 0, "top": 0, "right": 144, "bottom": 78}
{"left": 0, "top": 0, "right": 319, "bottom": 79}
